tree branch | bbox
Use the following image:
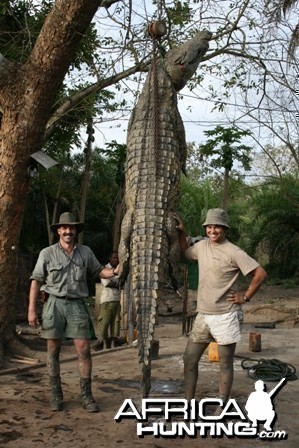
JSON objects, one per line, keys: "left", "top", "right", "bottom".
{"left": 44, "top": 61, "right": 149, "bottom": 140}
{"left": 19, "top": 1, "right": 121, "bottom": 112}
{"left": 100, "top": 0, "right": 120, "bottom": 7}
{"left": 0, "top": 53, "right": 19, "bottom": 89}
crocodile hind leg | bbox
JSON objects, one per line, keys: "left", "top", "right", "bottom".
{"left": 165, "top": 212, "right": 181, "bottom": 291}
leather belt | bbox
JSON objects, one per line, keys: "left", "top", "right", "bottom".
{"left": 56, "top": 296, "right": 82, "bottom": 301}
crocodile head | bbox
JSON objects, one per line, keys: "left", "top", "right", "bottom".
{"left": 163, "top": 30, "right": 212, "bottom": 91}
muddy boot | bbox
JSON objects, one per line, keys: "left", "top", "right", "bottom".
{"left": 49, "top": 375, "right": 63, "bottom": 411}
{"left": 80, "top": 378, "right": 99, "bottom": 412}
{"left": 91, "top": 339, "right": 103, "bottom": 351}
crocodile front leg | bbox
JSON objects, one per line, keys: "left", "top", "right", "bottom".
{"left": 165, "top": 212, "right": 181, "bottom": 291}
{"left": 118, "top": 208, "right": 133, "bottom": 282}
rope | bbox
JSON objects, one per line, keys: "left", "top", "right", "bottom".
{"left": 240, "top": 357, "right": 297, "bottom": 382}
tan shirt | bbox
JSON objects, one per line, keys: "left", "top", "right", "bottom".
{"left": 100, "top": 263, "right": 120, "bottom": 304}
{"left": 185, "top": 239, "right": 259, "bottom": 314}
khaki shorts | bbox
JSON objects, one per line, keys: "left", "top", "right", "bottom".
{"left": 41, "top": 296, "right": 91, "bottom": 339}
{"left": 189, "top": 310, "right": 243, "bottom": 345}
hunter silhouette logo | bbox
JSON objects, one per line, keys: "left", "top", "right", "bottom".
{"left": 245, "top": 377, "right": 286, "bottom": 434}
{"left": 115, "top": 378, "right": 288, "bottom": 439}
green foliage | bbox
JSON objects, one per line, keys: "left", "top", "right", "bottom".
{"left": 166, "top": 1, "right": 193, "bottom": 27}
{"left": 20, "top": 142, "right": 124, "bottom": 262}
{"left": 200, "top": 126, "right": 252, "bottom": 172}
{"left": 19, "top": 177, "right": 50, "bottom": 253}
{"left": 179, "top": 142, "right": 299, "bottom": 281}
{"left": 7, "top": 0, "right": 299, "bottom": 285}
{"left": 0, "top": 0, "right": 102, "bottom": 75}
{"left": 178, "top": 175, "right": 221, "bottom": 236}
{"left": 100, "top": 140, "right": 127, "bottom": 188}
{"left": 0, "top": 1, "right": 52, "bottom": 61}
{"left": 44, "top": 86, "right": 118, "bottom": 157}
{"left": 237, "top": 174, "right": 299, "bottom": 278}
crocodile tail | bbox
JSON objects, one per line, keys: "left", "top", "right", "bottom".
{"left": 135, "top": 287, "right": 157, "bottom": 366}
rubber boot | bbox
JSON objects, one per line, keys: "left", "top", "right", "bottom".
{"left": 80, "top": 378, "right": 99, "bottom": 412}
{"left": 91, "top": 339, "right": 102, "bottom": 351}
{"left": 49, "top": 375, "right": 63, "bottom": 411}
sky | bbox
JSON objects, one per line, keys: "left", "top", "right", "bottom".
{"left": 93, "top": 83, "right": 219, "bottom": 149}
{"left": 74, "top": 0, "right": 298, "bottom": 180}
{"left": 80, "top": 0, "right": 225, "bottom": 151}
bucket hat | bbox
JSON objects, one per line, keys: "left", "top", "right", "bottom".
{"left": 50, "top": 212, "right": 84, "bottom": 234}
{"left": 202, "top": 208, "right": 229, "bottom": 228}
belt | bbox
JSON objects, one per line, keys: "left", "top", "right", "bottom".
{"left": 55, "top": 295, "right": 83, "bottom": 301}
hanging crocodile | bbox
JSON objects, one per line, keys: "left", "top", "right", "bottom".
{"left": 118, "top": 27, "right": 212, "bottom": 397}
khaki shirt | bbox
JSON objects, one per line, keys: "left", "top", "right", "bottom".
{"left": 185, "top": 239, "right": 259, "bottom": 314}
{"left": 31, "top": 243, "right": 104, "bottom": 298}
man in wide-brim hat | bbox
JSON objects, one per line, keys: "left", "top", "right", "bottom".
{"left": 28, "top": 212, "right": 119, "bottom": 413}
{"left": 50, "top": 211, "right": 84, "bottom": 234}
{"left": 175, "top": 208, "right": 267, "bottom": 410}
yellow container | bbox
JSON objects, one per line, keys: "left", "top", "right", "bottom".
{"left": 208, "top": 342, "right": 219, "bottom": 362}
{"left": 126, "top": 329, "right": 138, "bottom": 344}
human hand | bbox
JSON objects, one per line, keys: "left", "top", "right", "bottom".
{"left": 28, "top": 309, "right": 39, "bottom": 327}
{"left": 226, "top": 290, "right": 244, "bottom": 304}
{"left": 113, "top": 264, "right": 120, "bottom": 275}
{"left": 173, "top": 213, "right": 185, "bottom": 232}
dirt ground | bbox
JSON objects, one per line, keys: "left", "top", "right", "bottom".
{"left": 0, "top": 285, "right": 298, "bottom": 448}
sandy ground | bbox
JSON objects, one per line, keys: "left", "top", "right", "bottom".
{"left": 0, "top": 285, "right": 298, "bottom": 448}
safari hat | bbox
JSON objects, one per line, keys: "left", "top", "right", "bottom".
{"left": 50, "top": 212, "right": 84, "bottom": 234}
{"left": 202, "top": 208, "right": 229, "bottom": 228}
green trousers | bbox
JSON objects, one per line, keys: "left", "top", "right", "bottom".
{"left": 98, "top": 301, "right": 121, "bottom": 339}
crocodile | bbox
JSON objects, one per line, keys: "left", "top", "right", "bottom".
{"left": 118, "top": 29, "right": 212, "bottom": 397}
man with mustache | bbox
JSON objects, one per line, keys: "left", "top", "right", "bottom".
{"left": 28, "top": 212, "right": 119, "bottom": 413}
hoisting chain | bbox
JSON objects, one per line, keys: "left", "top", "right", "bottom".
{"left": 152, "top": 38, "right": 159, "bottom": 175}
{"left": 131, "top": 15, "right": 167, "bottom": 206}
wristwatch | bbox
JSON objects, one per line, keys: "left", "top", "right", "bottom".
{"left": 243, "top": 295, "right": 250, "bottom": 303}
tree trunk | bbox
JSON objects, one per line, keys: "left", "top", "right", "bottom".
{"left": 78, "top": 121, "right": 94, "bottom": 245}
{"left": 49, "top": 165, "right": 65, "bottom": 246}
{"left": 221, "top": 168, "right": 230, "bottom": 210}
{"left": 0, "top": 0, "right": 118, "bottom": 364}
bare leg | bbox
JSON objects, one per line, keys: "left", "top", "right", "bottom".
{"left": 184, "top": 339, "right": 209, "bottom": 400}
{"left": 218, "top": 343, "right": 236, "bottom": 403}
{"left": 47, "top": 339, "right": 63, "bottom": 411}
{"left": 73, "top": 338, "right": 99, "bottom": 412}
{"left": 47, "top": 339, "right": 62, "bottom": 375}
{"left": 73, "top": 338, "right": 92, "bottom": 378}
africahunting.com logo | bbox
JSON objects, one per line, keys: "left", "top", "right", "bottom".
{"left": 114, "top": 378, "right": 287, "bottom": 440}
